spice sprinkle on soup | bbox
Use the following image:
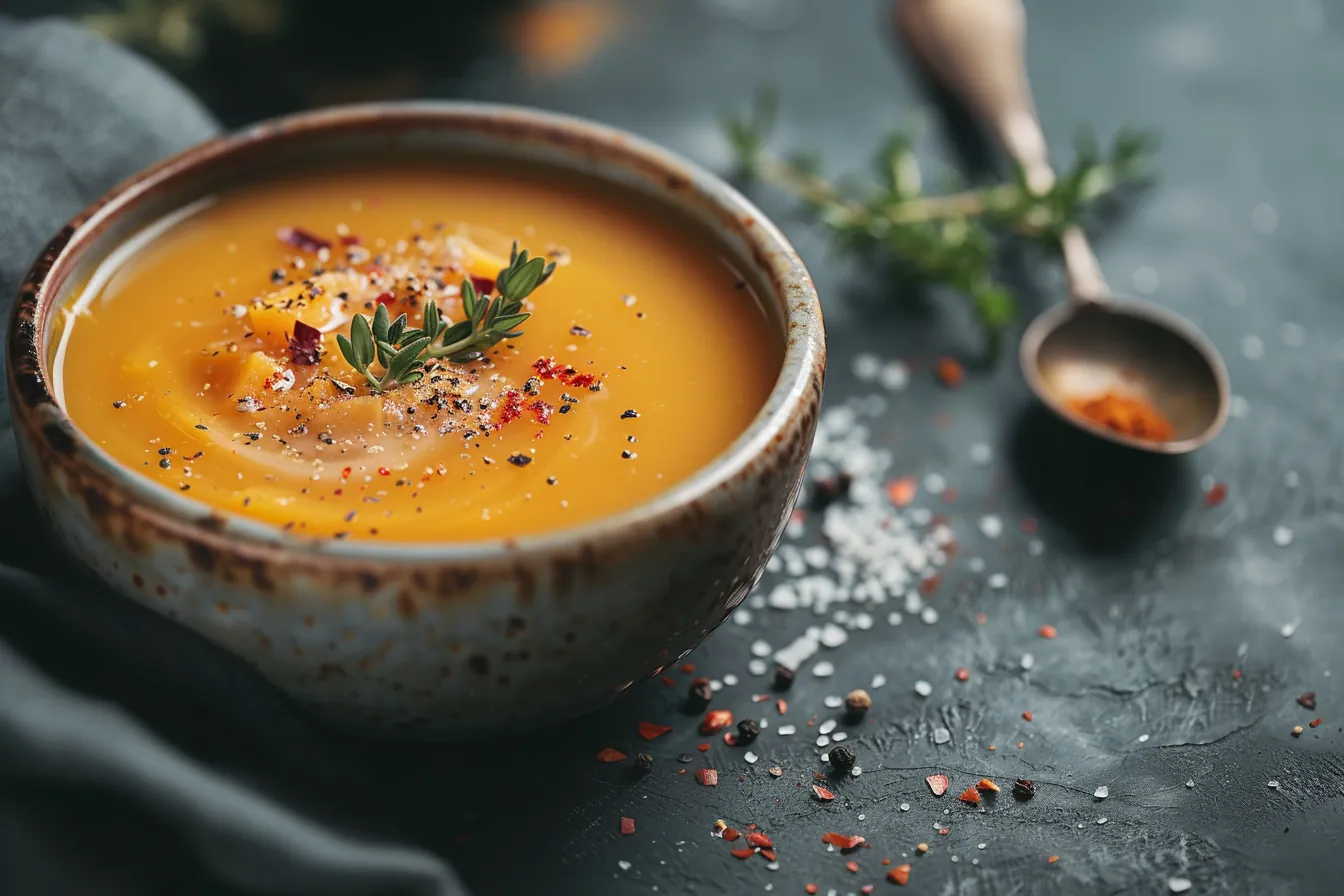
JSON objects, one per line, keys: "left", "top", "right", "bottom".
{"left": 55, "top": 163, "right": 781, "bottom": 541}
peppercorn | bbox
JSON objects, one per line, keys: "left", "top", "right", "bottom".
{"left": 844, "top": 688, "right": 872, "bottom": 718}
{"left": 635, "top": 752, "right": 655, "bottom": 773}
{"left": 1012, "top": 778, "right": 1036, "bottom": 800}
{"left": 774, "top": 665, "right": 796, "bottom": 690}
{"left": 686, "top": 681, "right": 713, "bottom": 711}
{"left": 829, "top": 745, "right": 857, "bottom": 773}
{"left": 736, "top": 718, "right": 761, "bottom": 744}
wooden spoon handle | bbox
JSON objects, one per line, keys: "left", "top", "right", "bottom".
{"left": 894, "top": 0, "right": 1109, "bottom": 299}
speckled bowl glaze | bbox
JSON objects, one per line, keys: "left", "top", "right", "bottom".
{"left": 7, "top": 102, "right": 825, "bottom": 738}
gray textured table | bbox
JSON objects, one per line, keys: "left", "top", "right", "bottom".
{"left": 355, "top": 1, "right": 1344, "bottom": 893}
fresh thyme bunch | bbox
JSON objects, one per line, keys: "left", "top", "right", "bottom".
{"left": 337, "top": 241, "right": 555, "bottom": 393}
{"left": 723, "top": 90, "right": 1154, "bottom": 350}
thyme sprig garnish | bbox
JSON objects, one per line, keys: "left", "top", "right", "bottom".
{"left": 337, "top": 241, "right": 556, "bottom": 393}
{"left": 723, "top": 90, "right": 1154, "bottom": 349}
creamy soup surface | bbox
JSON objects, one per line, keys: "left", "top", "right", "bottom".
{"left": 57, "top": 161, "right": 780, "bottom": 541}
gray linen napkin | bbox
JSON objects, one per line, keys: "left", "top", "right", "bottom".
{"left": 0, "top": 17, "right": 465, "bottom": 896}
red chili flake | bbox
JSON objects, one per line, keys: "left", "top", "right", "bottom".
{"left": 1298, "top": 691, "right": 1317, "bottom": 710}
{"left": 596, "top": 748, "right": 627, "bottom": 763}
{"left": 498, "top": 389, "right": 525, "bottom": 425}
{"left": 1021, "top": 516, "right": 1038, "bottom": 533}
{"left": 730, "top": 847, "right": 755, "bottom": 860}
{"left": 697, "top": 743, "right": 710, "bottom": 752}
{"left": 341, "top": 467, "right": 352, "bottom": 479}
{"left": 569, "top": 372, "right": 598, "bottom": 388}
{"left": 957, "top": 787, "right": 981, "bottom": 804}
{"left": 920, "top": 575, "right": 941, "bottom": 596}
{"left": 811, "top": 784, "right": 835, "bottom": 801}
{"left": 620, "top": 817, "right": 635, "bottom": 836}
{"left": 723, "top": 732, "right": 738, "bottom": 746}
{"left": 977, "top": 778, "right": 1000, "bottom": 793}
{"left": 1311, "top": 718, "right": 1322, "bottom": 728}
{"left": 700, "top": 709, "right": 734, "bottom": 734}
{"left": 276, "top": 226, "right": 331, "bottom": 253}
{"left": 637, "top": 722, "right": 673, "bottom": 741}
{"left": 976, "top": 612, "right": 988, "bottom": 625}
{"left": 821, "top": 832, "right": 866, "bottom": 849}
{"left": 288, "top": 321, "right": 323, "bottom": 365}
{"left": 760, "top": 849, "right": 777, "bottom": 861}
{"left": 790, "top": 508, "right": 807, "bottom": 525}
{"left": 861, "top": 886, "right": 874, "bottom": 895}
{"left": 680, "top": 663, "right": 696, "bottom": 673}
{"left": 1018, "top": 742, "right": 1025, "bottom": 749}
{"left": 1048, "top": 855, "right": 1059, "bottom": 864}
{"left": 722, "top": 827, "right": 740, "bottom": 842}
{"left": 696, "top": 768, "right": 718, "bottom": 786}
{"left": 955, "top": 667, "right": 970, "bottom": 682}
{"left": 926, "top": 774, "right": 949, "bottom": 796}
{"left": 1022, "top": 711, "right": 1033, "bottom": 722}
{"left": 805, "top": 885, "right": 819, "bottom": 895}
{"left": 746, "top": 832, "right": 773, "bottom": 848}
{"left": 935, "top": 357, "right": 964, "bottom": 388}
{"left": 846, "top": 861, "right": 859, "bottom": 874}
{"left": 885, "top": 477, "right": 917, "bottom": 507}
{"left": 690, "top": 676, "right": 710, "bottom": 687}
{"left": 881, "top": 859, "right": 891, "bottom": 866}
{"left": 887, "top": 864, "right": 911, "bottom": 886}
{"left": 661, "top": 676, "right": 676, "bottom": 687}
{"left": 529, "top": 399, "right": 554, "bottom": 426}
{"left": 339, "top": 234, "right": 361, "bottom": 246}
{"left": 777, "top": 698, "right": 789, "bottom": 715}
{"left": 470, "top": 275, "right": 495, "bottom": 296}
{"left": 1039, "top": 624, "right": 1058, "bottom": 639}
{"left": 1204, "top": 481, "right": 1228, "bottom": 506}
{"left": 1232, "top": 669, "right": 1243, "bottom": 679}
{"left": 375, "top": 291, "right": 397, "bottom": 307}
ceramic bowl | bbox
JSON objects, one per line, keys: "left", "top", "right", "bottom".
{"left": 6, "top": 102, "right": 825, "bottom": 738}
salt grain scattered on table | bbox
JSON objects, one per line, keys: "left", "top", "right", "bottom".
{"left": 988, "top": 573, "right": 1008, "bottom": 589}
{"left": 933, "top": 727, "right": 952, "bottom": 745}
{"left": 871, "top": 673, "right": 887, "bottom": 688}
{"left": 921, "top": 607, "right": 939, "bottom": 625}
{"left": 819, "top": 719, "right": 837, "bottom": 735}
{"left": 1281, "top": 620, "right": 1299, "bottom": 638}
{"left": 723, "top": 674, "right": 738, "bottom": 686}
{"left": 778, "top": 725, "right": 796, "bottom": 736}
{"left": 813, "top": 661, "right": 835, "bottom": 677}
{"left": 1268, "top": 780, "right": 1280, "bottom": 789}
{"left": 900, "top": 803, "right": 910, "bottom": 812}
{"left": 969, "top": 443, "right": 992, "bottom": 465}
{"left": 748, "top": 659, "right": 767, "bottom": 676}
{"left": 1094, "top": 786, "right": 1109, "bottom": 799}
{"left": 1021, "top": 653, "right": 1036, "bottom": 671}
{"left": 816, "top": 736, "right": 830, "bottom": 747}
{"left": 824, "top": 695, "right": 842, "bottom": 708}
{"left": 744, "top": 751, "right": 758, "bottom": 764}
{"left": 915, "top": 680, "right": 933, "bottom": 697}
{"left": 1168, "top": 878, "right": 1193, "bottom": 894}
{"left": 618, "top": 861, "right": 632, "bottom": 871}
{"left": 978, "top": 515, "right": 1003, "bottom": 539}
{"left": 1186, "top": 779, "right": 1195, "bottom": 788}
{"left": 831, "top": 732, "right": 848, "bottom": 742}
{"left": 1273, "top": 525, "right": 1294, "bottom": 547}
{"left": 1241, "top": 334, "right": 1264, "bottom": 360}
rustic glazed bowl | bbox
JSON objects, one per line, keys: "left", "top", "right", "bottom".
{"left": 7, "top": 102, "right": 825, "bottom": 738}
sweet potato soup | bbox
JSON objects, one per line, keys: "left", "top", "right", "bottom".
{"left": 55, "top": 161, "right": 781, "bottom": 541}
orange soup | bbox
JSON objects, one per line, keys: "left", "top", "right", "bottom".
{"left": 56, "top": 161, "right": 781, "bottom": 542}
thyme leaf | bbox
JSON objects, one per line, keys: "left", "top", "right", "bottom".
{"left": 723, "top": 89, "right": 1154, "bottom": 352}
{"left": 339, "top": 241, "right": 556, "bottom": 393}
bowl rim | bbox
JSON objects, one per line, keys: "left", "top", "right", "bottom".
{"left": 8, "top": 100, "right": 825, "bottom": 561}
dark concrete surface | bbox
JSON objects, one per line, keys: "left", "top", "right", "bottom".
{"left": 359, "top": 1, "right": 1344, "bottom": 893}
